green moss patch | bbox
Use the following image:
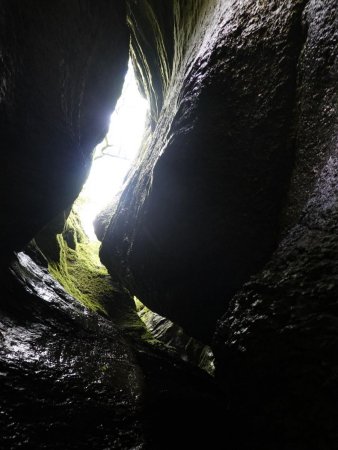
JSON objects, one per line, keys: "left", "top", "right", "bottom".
{"left": 49, "top": 234, "right": 109, "bottom": 314}
{"left": 45, "top": 209, "right": 149, "bottom": 340}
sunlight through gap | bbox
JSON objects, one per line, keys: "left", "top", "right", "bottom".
{"left": 76, "top": 62, "right": 149, "bottom": 240}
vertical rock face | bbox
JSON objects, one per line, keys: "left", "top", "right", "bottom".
{"left": 0, "top": 0, "right": 129, "bottom": 264}
{"left": 99, "top": 0, "right": 323, "bottom": 341}
{"left": 214, "top": 154, "right": 338, "bottom": 449}
{"left": 282, "top": 0, "right": 337, "bottom": 227}
{"left": 213, "top": 2, "right": 337, "bottom": 447}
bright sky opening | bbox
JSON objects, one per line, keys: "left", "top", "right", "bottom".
{"left": 76, "top": 62, "right": 149, "bottom": 240}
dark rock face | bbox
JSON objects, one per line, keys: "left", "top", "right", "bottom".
{"left": 1, "top": 253, "right": 143, "bottom": 449}
{"left": 99, "top": 0, "right": 323, "bottom": 341}
{"left": 282, "top": 0, "right": 338, "bottom": 228}
{"left": 0, "top": 0, "right": 337, "bottom": 448}
{"left": 214, "top": 154, "right": 338, "bottom": 450}
{"left": 0, "top": 252, "right": 225, "bottom": 449}
{"left": 212, "top": 5, "right": 337, "bottom": 446}
{"left": 212, "top": 7, "right": 337, "bottom": 446}
{"left": 0, "top": 0, "right": 129, "bottom": 264}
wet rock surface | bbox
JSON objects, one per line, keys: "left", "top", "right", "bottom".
{"left": 1, "top": 1, "right": 337, "bottom": 448}
{"left": 0, "top": 252, "right": 144, "bottom": 449}
{"left": 282, "top": 0, "right": 337, "bottom": 228}
{"left": 0, "top": 0, "right": 129, "bottom": 264}
{"left": 0, "top": 253, "right": 225, "bottom": 449}
{"left": 136, "top": 300, "right": 215, "bottom": 375}
{"left": 99, "top": 0, "right": 332, "bottom": 341}
{"left": 214, "top": 154, "right": 338, "bottom": 449}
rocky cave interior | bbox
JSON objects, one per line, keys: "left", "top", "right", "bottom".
{"left": 0, "top": 1, "right": 337, "bottom": 449}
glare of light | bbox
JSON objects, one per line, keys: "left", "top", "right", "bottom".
{"left": 76, "top": 62, "right": 149, "bottom": 240}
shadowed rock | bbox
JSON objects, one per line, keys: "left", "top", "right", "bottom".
{"left": 0, "top": 0, "right": 129, "bottom": 264}
{"left": 0, "top": 252, "right": 225, "bottom": 449}
{"left": 0, "top": 0, "right": 337, "bottom": 447}
{"left": 214, "top": 153, "right": 338, "bottom": 450}
{"left": 99, "top": 0, "right": 317, "bottom": 341}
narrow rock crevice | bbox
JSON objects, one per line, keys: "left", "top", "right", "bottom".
{"left": 0, "top": 1, "right": 337, "bottom": 448}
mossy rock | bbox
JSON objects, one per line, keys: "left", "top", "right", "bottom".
{"left": 28, "top": 206, "right": 152, "bottom": 342}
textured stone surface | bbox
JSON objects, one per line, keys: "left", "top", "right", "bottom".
{"left": 1, "top": 253, "right": 143, "bottom": 449}
{"left": 0, "top": 0, "right": 129, "bottom": 264}
{"left": 282, "top": 0, "right": 337, "bottom": 228}
{"left": 214, "top": 153, "right": 338, "bottom": 450}
{"left": 136, "top": 300, "right": 215, "bottom": 375}
{"left": 1, "top": 1, "right": 337, "bottom": 447}
{"left": 212, "top": 5, "right": 337, "bottom": 447}
{"left": 0, "top": 252, "right": 225, "bottom": 449}
{"left": 99, "top": 0, "right": 318, "bottom": 341}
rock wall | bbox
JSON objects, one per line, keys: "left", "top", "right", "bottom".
{"left": 212, "top": 7, "right": 337, "bottom": 446}
{"left": 282, "top": 1, "right": 337, "bottom": 228}
{"left": 214, "top": 153, "right": 338, "bottom": 449}
{"left": 0, "top": 0, "right": 129, "bottom": 265}
{"left": 98, "top": 0, "right": 337, "bottom": 342}
{"left": 0, "top": 252, "right": 225, "bottom": 449}
{"left": 0, "top": 1, "right": 336, "bottom": 448}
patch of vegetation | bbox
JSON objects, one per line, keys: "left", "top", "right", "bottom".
{"left": 49, "top": 234, "right": 108, "bottom": 314}
{"left": 46, "top": 209, "right": 150, "bottom": 340}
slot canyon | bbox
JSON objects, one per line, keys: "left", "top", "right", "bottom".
{"left": 0, "top": 1, "right": 337, "bottom": 448}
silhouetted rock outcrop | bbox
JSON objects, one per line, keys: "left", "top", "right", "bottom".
{"left": 0, "top": 0, "right": 128, "bottom": 264}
